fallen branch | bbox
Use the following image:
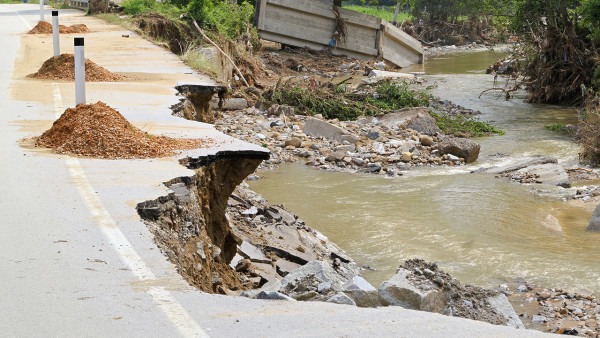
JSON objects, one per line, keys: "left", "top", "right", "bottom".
{"left": 191, "top": 19, "right": 250, "bottom": 87}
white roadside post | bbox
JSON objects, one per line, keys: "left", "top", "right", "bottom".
{"left": 52, "top": 11, "right": 59, "bottom": 57}
{"left": 39, "top": 0, "right": 44, "bottom": 22}
{"left": 74, "top": 37, "right": 85, "bottom": 105}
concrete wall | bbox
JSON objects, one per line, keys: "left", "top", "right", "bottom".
{"left": 255, "top": 0, "right": 423, "bottom": 68}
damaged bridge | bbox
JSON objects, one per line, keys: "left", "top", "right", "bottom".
{"left": 255, "top": 0, "right": 424, "bottom": 68}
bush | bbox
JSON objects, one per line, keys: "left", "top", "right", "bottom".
{"left": 121, "top": 0, "right": 156, "bottom": 15}
{"left": 431, "top": 112, "right": 504, "bottom": 137}
{"left": 579, "top": 98, "right": 600, "bottom": 166}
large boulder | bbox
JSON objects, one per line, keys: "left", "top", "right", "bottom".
{"left": 378, "top": 268, "right": 447, "bottom": 312}
{"left": 377, "top": 108, "right": 441, "bottom": 136}
{"left": 342, "top": 276, "right": 380, "bottom": 307}
{"left": 438, "top": 137, "right": 480, "bottom": 163}
{"left": 303, "top": 118, "right": 358, "bottom": 144}
{"left": 587, "top": 204, "right": 600, "bottom": 232}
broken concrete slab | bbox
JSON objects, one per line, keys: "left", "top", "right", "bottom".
{"left": 280, "top": 261, "right": 346, "bottom": 296}
{"left": 587, "top": 204, "right": 600, "bottom": 232}
{"left": 257, "top": 291, "right": 295, "bottom": 301}
{"left": 303, "top": 117, "right": 359, "bottom": 145}
{"left": 210, "top": 97, "right": 248, "bottom": 111}
{"left": 368, "top": 70, "right": 416, "bottom": 81}
{"left": 327, "top": 292, "right": 357, "bottom": 306}
{"left": 378, "top": 268, "right": 447, "bottom": 312}
{"left": 377, "top": 108, "right": 441, "bottom": 136}
{"left": 485, "top": 157, "right": 558, "bottom": 175}
{"left": 239, "top": 240, "right": 271, "bottom": 264}
{"left": 515, "top": 163, "right": 570, "bottom": 187}
{"left": 486, "top": 294, "right": 525, "bottom": 329}
{"left": 342, "top": 276, "right": 380, "bottom": 308}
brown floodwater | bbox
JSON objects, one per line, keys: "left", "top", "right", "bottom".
{"left": 249, "top": 50, "right": 600, "bottom": 293}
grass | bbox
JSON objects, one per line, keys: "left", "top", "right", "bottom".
{"left": 343, "top": 5, "right": 412, "bottom": 22}
{"left": 180, "top": 45, "right": 216, "bottom": 78}
{"left": 544, "top": 123, "right": 566, "bottom": 132}
{"left": 431, "top": 112, "right": 505, "bottom": 137}
{"left": 0, "top": 0, "right": 22, "bottom": 3}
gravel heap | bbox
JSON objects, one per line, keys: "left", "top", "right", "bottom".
{"left": 28, "top": 21, "right": 90, "bottom": 34}
{"left": 28, "top": 54, "right": 126, "bottom": 82}
{"left": 36, "top": 102, "right": 204, "bottom": 159}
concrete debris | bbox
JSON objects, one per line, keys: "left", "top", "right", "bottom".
{"left": 587, "top": 204, "right": 600, "bottom": 232}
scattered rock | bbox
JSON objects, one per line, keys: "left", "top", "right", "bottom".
{"left": 342, "top": 276, "right": 380, "bottom": 308}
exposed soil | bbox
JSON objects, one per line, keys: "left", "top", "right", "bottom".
{"left": 28, "top": 21, "right": 90, "bottom": 34}
{"left": 28, "top": 54, "right": 126, "bottom": 82}
{"left": 36, "top": 101, "right": 205, "bottom": 159}
{"left": 28, "top": 54, "right": 125, "bottom": 81}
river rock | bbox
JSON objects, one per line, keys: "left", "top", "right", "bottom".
{"left": 303, "top": 117, "right": 359, "bottom": 144}
{"left": 284, "top": 138, "right": 302, "bottom": 148}
{"left": 587, "top": 204, "right": 600, "bottom": 232}
{"left": 401, "top": 152, "right": 412, "bottom": 162}
{"left": 438, "top": 137, "right": 480, "bottom": 163}
{"left": 419, "top": 135, "right": 434, "bottom": 146}
{"left": 486, "top": 294, "right": 525, "bottom": 329}
{"left": 342, "top": 276, "right": 380, "bottom": 307}
{"left": 378, "top": 268, "right": 447, "bottom": 312}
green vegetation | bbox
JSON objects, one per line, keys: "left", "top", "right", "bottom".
{"left": 579, "top": 109, "right": 600, "bottom": 166}
{"left": 269, "top": 80, "right": 502, "bottom": 136}
{"left": 180, "top": 45, "right": 216, "bottom": 78}
{"left": 432, "top": 112, "right": 504, "bottom": 137}
{"left": 343, "top": 5, "right": 411, "bottom": 22}
{"left": 0, "top": 0, "right": 21, "bottom": 3}
{"left": 116, "top": 0, "right": 255, "bottom": 41}
{"left": 544, "top": 123, "right": 565, "bottom": 132}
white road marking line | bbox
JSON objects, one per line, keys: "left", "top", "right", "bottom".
{"left": 15, "top": 9, "right": 33, "bottom": 30}
{"left": 52, "top": 84, "right": 209, "bottom": 338}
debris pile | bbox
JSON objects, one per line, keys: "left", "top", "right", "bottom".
{"left": 509, "top": 284, "right": 600, "bottom": 336}
{"left": 36, "top": 101, "right": 204, "bottom": 159}
{"left": 28, "top": 21, "right": 90, "bottom": 34}
{"left": 28, "top": 54, "right": 126, "bottom": 81}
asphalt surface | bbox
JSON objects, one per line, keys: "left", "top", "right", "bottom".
{"left": 0, "top": 5, "right": 553, "bottom": 337}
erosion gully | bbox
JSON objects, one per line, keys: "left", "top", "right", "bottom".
{"left": 249, "top": 50, "right": 600, "bottom": 294}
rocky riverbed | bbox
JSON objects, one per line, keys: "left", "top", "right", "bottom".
{"left": 213, "top": 101, "right": 483, "bottom": 177}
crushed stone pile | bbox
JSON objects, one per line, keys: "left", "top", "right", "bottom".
{"left": 36, "top": 102, "right": 204, "bottom": 159}
{"left": 28, "top": 54, "right": 126, "bottom": 82}
{"left": 28, "top": 21, "right": 90, "bottom": 34}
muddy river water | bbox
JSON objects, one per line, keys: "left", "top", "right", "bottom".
{"left": 249, "top": 50, "right": 600, "bottom": 293}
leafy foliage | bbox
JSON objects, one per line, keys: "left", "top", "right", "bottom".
{"left": 431, "top": 112, "right": 504, "bottom": 137}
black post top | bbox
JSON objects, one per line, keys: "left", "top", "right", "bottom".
{"left": 52, "top": 10, "right": 58, "bottom": 16}
{"left": 74, "top": 37, "right": 84, "bottom": 46}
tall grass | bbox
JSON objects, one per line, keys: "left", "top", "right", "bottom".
{"left": 343, "top": 5, "right": 412, "bottom": 22}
